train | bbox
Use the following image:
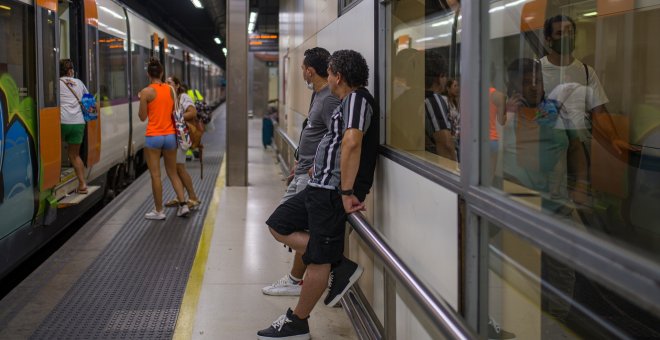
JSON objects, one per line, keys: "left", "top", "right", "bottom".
{"left": 0, "top": 0, "right": 224, "bottom": 279}
{"left": 276, "top": 0, "right": 660, "bottom": 339}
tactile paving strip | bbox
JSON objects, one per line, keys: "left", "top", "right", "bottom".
{"left": 32, "top": 114, "right": 226, "bottom": 339}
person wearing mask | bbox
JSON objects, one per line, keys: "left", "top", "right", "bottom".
{"left": 258, "top": 50, "right": 378, "bottom": 340}
{"left": 261, "top": 47, "right": 341, "bottom": 297}
{"left": 539, "top": 15, "right": 638, "bottom": 208}
{"left": 164, "top": 76, "right": 201, "bottom": 211}
{"left": 138, "top": 58, "right": 189, "bottom": 219}
{"left": 59, "top": 59, "right": 89, "bottom": 194}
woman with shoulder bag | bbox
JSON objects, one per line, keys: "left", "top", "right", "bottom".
{"left": 59, "top": 59, "right": 89, "bottom": 194}
{"left": 164, "top": 76, "right": 201, "bottom": 210}
{"left": 138, "top": 58, "right": 189, "bottom": 220}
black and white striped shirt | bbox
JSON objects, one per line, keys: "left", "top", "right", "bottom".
{"left": 424, "top": 91, "right": 451, "bottom": 153}
{"left": 309, "top": 88, "right": 375, "bottom": 193}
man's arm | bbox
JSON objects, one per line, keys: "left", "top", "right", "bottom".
{"left": 340, "top": 128, "right": 364, "bottom": 213}
{"left": 591, "top": 105, "right": 640, "bottom": 154}
{"left": 434, "top": 130, "right": 456, "bottom": 160}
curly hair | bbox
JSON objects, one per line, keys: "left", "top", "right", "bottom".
{"left": 328, "top": 50, "right": 369, "bottom": 88}
{"left": 303, "top": 47, "right": 331, "bottom": 78}
{"left": 147, "top": 58, "right": 163, "bottom": 78}
{"left": 60, "top": 59, "right": 74, "bottom": 77}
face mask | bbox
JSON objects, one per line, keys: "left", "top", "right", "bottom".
{"left": 551, "top": 36, "right": 575, "bottom": 55}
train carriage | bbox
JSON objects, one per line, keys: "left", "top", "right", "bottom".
{"left": 0, "top": 0, "right": 223, "bottom": 279}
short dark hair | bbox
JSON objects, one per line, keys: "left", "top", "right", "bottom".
{"left": 424, "top": 50, "right": 447, "bottom": 89}
{"left": 543, "top": 15, "right": 576, "bottom": 39}
{"left": 328, "top": 50, "right": 369, "bottom": 88}
{"left": 60, "top": 59, "right": 74, "bottom": 77}
{"left": 147, "top": 58, "right": 163, "bottom": 78}
{"left": 303, "top": 47, "right": 331, "bottom": 78}
{"left": 506, "top": 58, "right": 540, "bottom": 91}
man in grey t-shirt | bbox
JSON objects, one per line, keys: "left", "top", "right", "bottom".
{"left": 262, "top": 47, "right": 341, "bottom": 297}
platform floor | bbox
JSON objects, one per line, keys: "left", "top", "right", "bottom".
{"left": 0, "top": 104, "right": 357, "bottom": 340}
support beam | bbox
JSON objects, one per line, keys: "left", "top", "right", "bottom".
{"left": 226, "top": 0, "right": 248, "bottom": 186}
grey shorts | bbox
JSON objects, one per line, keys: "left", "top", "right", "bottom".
{"left": 280, "top": 173, "right": 310, "bottom": 204}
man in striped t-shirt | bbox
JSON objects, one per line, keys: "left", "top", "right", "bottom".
{"left": 424, "top": 51, "right": 456, "bottom": 160}
{"left": 259, "top": 50, "right": 378, "bottom": 340}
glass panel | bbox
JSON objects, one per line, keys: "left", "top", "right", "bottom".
{"left": 98, "top": 30, "right": 128, "bottom": 101}
{"left": 387, "top": 0, "right": 462, "bottom": 173}
{"left": 131, "top": 43, "right": 149, "bottom": 99}
{"left": 486, "top": 223, "right": 660, "bottom": 339}
{"left": 484, "top": 0, "right": 660, "bottom": 261}
{"left": 41, "top": 8, "right": 57, "bottom": 107}
{"left": 87, "top": 25, "right": 98, "bottom": 97}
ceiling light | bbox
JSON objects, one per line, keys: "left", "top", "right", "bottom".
{"left": 248, "top": 11, "right": 258, "bottom": 34}
{"left": 222, "top": 48, "right": 227, "bottom": 56}
{"left": 191, "top": 0, "right": 203, "bottom": 9}
{"left": 0, "top": 5, "right": 11, "bottom": 10}
{"left": 99, "top": 6, "right": 124, "bottom": 19}
{"left": 214, "top": 37, "right": 221, "bottom": 45}
{"left": 583, "top": 11, "right": 598, "bottom": 17}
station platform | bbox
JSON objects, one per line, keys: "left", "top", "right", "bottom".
{"left": 0, "top": 104, "right": 357, "bottom": 339}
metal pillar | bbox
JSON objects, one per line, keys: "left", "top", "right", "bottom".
{"left": 226, "top": 0, "right": 248, "bottom": 186}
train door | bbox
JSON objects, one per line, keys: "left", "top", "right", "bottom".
{"left": 53, "top": 0, "right": 99, "bottom": 201}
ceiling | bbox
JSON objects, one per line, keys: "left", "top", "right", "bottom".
{"left": 117, "top": 0, "right": 280, "bottom": 70}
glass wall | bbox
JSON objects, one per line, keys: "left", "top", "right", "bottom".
{"left": 487, "top": 222, "right": 660, "bottom": 338}
{"left": 387, "top": 0, "right": 462, "bottom": 174}
{"left": 483, "top": 0, "right": 660, "bottom": 263}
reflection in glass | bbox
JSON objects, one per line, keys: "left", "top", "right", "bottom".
{"left": 387, "top": 0, "right": 461, "bottom": 172}
{"left": 485, "top": 0, "right": 660, "bottom": 261}
{"left": 487, "top": 224, "right": 660, "bottom": 339}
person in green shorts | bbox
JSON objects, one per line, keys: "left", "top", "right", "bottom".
{"left": 59, "top": 59, "right": 89, "bottom": 194}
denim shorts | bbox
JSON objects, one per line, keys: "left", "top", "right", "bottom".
{"left": 145, "top": 134, "right": 177, "bottom": 150}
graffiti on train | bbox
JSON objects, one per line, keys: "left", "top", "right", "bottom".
{"left": 0, "top": 74, "right": 38, "bottom": 236}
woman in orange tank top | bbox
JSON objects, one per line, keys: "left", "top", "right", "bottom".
{"left": 138, "top": 58, "right": 188, "bottom": 220}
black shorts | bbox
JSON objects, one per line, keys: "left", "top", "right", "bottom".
{"left": 266, "top": 186, "right": 347, "bottom": 265}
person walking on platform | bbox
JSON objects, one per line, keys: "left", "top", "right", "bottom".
{"left": 261, "top": 47, "right": 341, "bottom": 297}
{"left": 164, "top": 76, "right": 201, "bottom": 211}
{"left": 258, "top": 50, "right": 379, "bottom": 340}
{"left": 59, "top": 59, "right": 90, "bottom": 194}
{"left": 138, "top": 58, "right": 189, "bottom": 220}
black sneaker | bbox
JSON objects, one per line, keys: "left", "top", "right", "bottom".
{"left": 257, "top": 308, "right": 310, "bottom": 340}
{"left": 488, "top": 317, "right": 516, "bottom": 340}
{"left": 324, "top": 257, "right": 363, "bottom": 307}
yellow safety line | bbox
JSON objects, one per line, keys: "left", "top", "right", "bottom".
{"left": 173, "top": 157, "right": 226, "bottom": 340}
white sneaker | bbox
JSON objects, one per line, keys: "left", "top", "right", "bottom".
{"left": 262, "top": 274, "right": 302, "bottom": 296}
{"left": 145, "top": 210, "right": 166, "bottom": 220}
{"left": 177, "top": 204, "right": 190, "bottom": 217}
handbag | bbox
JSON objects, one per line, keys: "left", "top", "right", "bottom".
{"left": 60, "top": 79, "right": 97, "bottom": 122}
{"left": 171, "top": 86, "right": 192, "bottom": 151}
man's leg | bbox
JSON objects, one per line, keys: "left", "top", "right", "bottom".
{"left": 293, "top": 263, "right": 330, "bottom": 319}
{"left": 290, "top": 252, "right": 306, "bottom": 280}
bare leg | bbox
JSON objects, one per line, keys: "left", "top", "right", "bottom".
{"left": 145, "top": 147, "right": 163, "bottom": 211}
{"left": 67, "top": 143, "right": 86, "bottom": 190}
{"left": 291, "top": 252, "right": 307, "bottom": 280}
{"left": 176, "top": 163, "right": 198, "bottom": 201}
{"left": 163, "top": 149, "right": 186, "bottom": 202}
{"left": 294, "top": 263, "right": 331, "bottom": 319}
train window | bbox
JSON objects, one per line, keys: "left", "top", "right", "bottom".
{"left": 98, "top": 30, "right": 128, "bottom": 102}
{"left": 0, "top": 1, "right": 36, "bottom": 103}
{"left": 485, "top": 223, "right": 660, "bottom": 339}
{"left": 40, "top": 8, "right": 57, "bottom": 107}
{"left": 387, "top": 0, "right": 462, "bottom": 174}
{"left": 339, "top": 0, "right": 361, "bottom": 15}
{"left": 483, "top": 0, "right": 660, "bottom": 263}
{"left": 131, "top": 44, "right": 149, "bottom": 99}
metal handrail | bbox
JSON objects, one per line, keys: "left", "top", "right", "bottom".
{"left": 347, "top": 212, "right": 476, "bottom": 340}
{"left": 276, "top": 127, "right": 298, "bottom": 151}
